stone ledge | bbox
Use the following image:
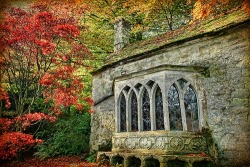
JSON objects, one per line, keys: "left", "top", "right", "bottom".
{"left": 97, "top": 151, "right": 214, "bottom": 167}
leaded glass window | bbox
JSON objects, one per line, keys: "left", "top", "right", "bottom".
{"left": 120, "top": 93, "right": 126, "bottom": 132}
{"left": 155, "top": 86, "right": 164, "bottom": 130}
{"left": 117, "top": 77, "right": 200, "bottom": 133}
{"left": 184, "top": 86, "right": 199, "bottom": 131}
{"left": 131, "top": 91, "right": 138, "bottom": 131}
{"left": 142, "top": 89, "right": 151, "bottom": 131}
{"left": 168, "top": 85, "right": 183, "bottom": 131}
{"left": 177, "top": 78, "right": 187, "bottom": 89}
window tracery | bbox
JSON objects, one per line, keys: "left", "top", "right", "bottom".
{"left": 184, "top": 86, "right": 199, "bottom": 131}
{"left": 168, "top": 84, "right": 183, "bottom": 131}
{"left": 155, "top": 86, "right": 164, "bottom": 130}
{"left": 117, "top": 77, "right": 200, "bottom": 133}
{"left": 120, "top": 93, "right": 126, "bottom": 132}
{"left": 131, "top": 91, "right": 138, "bottom": 131}
{"left": 142, "top": 89, "right": 151, "bottom": 131}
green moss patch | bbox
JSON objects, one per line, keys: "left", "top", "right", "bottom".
{"left": 93, "top": 9, "right": 249, "bottom": 74}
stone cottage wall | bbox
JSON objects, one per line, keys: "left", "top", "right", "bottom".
{"left": 90, "top": 23, "right": 250, "bottom": 166}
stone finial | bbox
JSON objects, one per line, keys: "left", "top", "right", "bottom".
{"left": 114, "top": 18, "right": 131, "bottom": 52}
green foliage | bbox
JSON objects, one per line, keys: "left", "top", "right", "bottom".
{"left": 84, "top": 151, "right": 97, "bottom": 162}
{"left": 35, "top": 111, "right": 91, "bottom": 159}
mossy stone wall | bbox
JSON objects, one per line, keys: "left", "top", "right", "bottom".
{"left": 90, "top": 23, "right": 250, "bottom": 166}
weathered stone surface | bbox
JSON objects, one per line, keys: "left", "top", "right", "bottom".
{"left": 114, "top": 19, "right": 131, "bottom": 52}
{"left": 91, "top": 22, "right": 250, "bottom": 167}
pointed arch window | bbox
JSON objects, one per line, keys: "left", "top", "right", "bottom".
{"left": 168, "top": 84, "right": 183, "bottom": 131}
{"left": 131, "top": 91, "right": 138, "bottom": 131}
{"left": 142, "top": 89, "right": 151, "bottom": 131}
{"left": 117, "top": 77, "right": 200, "bottom": 133}
{"left": 120, "top": 93, "right": 126, "bottom": 132}
{"left": 155, "top": 86, "right": 164, "bottom": 130}
{"left": 168, "top": 78, "right": 200, "bottom": 132}
{"left": 184, "top": 85, "right": 199, "bottom": 131}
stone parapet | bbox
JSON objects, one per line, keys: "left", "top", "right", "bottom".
{"left": 112, "top": 131, "right": 208, "bottom": 155}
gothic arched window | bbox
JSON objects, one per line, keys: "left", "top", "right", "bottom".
{"left": 117, "top": 77, "right": 200, "bottom": 133}
{"left": 155, "top": 86, "right": 164, "bottom": 130}
{"left": 131, "top": 91, "right": 138, "bottom": 131}
{"left": 168, "top": 84, "right": 183, "bottom": 131}
{"left": 142, "top": 89, "right": 151, "bottom": 131}
{"left": 120, "top": 93, "right": 126, "bottom": 132}
{"left": 184, "top": 85, "right": 199, "bottom": 131}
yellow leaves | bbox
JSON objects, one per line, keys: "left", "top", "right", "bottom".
{"left": 131, "top": 24, "right": 144, "bottom": 33}
{"left": 75, "top": 0, "right": 83, "bottom": 4}
{"left": 191, "top": 0, "right": 245, "bottom": 21}
{"left": 192, "top": 0, "right": 212, "bottom": 20}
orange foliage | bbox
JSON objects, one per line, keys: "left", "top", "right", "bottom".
{"left": 191, "top": 0, "right": 245, "bottom": 20}
{"left": 242, "top": 0, "right": 250, "bottom": 15}
{"left": 192, "top": 0, "right": 228, "bottom": 20}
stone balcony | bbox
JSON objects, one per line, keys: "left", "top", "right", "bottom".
{"left": 98, "top": 130, "right": 216, "bottom": 167}
{"left": 112, "top": 131, "right": 208, "bottom": 154}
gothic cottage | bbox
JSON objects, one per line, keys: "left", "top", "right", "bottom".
{"left": 90, "top": 10, "right": 250, "bottom": 167}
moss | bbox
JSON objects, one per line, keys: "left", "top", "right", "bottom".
{"left": 201, "top": 128, "right": 218, "bottom": 163}
{"left": 231, "top": 98, "right": 249, "bottom": 106}
{"left": 209, "top": 64, "right": 227, "bottom": 77}
{"left": 93, "top": 9, "right": 249, "bottom": 74}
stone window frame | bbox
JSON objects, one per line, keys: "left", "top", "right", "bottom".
{"left": 115, "top": 71, "right": 203, "bottom": 133}
{"left": 167, "top": 78, "right": 200, "bottom": 131}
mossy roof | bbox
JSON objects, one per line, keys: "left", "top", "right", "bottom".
{"left": 93, "top": 10, "right": 250, "bottom": 74}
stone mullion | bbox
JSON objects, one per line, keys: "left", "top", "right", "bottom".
{"left": 149, "top": 85, "right": 155, "bottom": 131}
{"left": 138, "top": 90, "right": 142, "bottom": 131}
{"left": 176, "top": 82, "right": 187, "bottom": 131}
{"left": 164, "top": 77, "right": 170, "bottom": 131}
{"left": 126, "top": 91, "right": 130, "bottom": 132}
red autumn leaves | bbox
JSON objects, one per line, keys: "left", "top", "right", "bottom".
{"left": 0, "top": 6, "right": 93, "bottom": 114}
{"left": 0, "top": 132, "right": 43, "bottom": 160}
{"left": 0, "top": 5, "right": 94, "bottom": 161}
{"left": 0, "top": 113, "right": 56, "bottom": 160}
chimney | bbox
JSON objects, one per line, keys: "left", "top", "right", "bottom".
{"left": 114, "top": 18, "right": 131, "bottom": 52}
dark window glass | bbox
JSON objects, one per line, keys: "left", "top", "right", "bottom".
{"left": 184, "top": 86, "right": 199, "bottom": 131}
{"left": 155, "top": 86, "right": 164, "bottom": 130}
{"left": 168, "top": 85, "right": 183, "bottom": 130}
{"left": 120, "top": 93, "right": 126, "bottom": 132}
{"left": 177, "top": 79, "right": 187, "bottom": 90}
{"left": 142, "top": 89, "right": 151, "bottom": 131}
{"left": 131, "top": 91, "right": 138, "bottom": 131}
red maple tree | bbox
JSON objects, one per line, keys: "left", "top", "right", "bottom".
{"left": 0, "top": 4, "right": 93, "bottom": 160}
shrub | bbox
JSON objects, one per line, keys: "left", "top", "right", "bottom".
{"left": 35, "top": 111, "right": 91, "bottom": 159}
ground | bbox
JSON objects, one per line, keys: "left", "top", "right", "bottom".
{"left": 1, "top": 156, "right": 107, "bottom": 167}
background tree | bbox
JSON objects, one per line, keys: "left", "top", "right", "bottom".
{"left": 0, "top": 4, "right": 93, "bottom": 160}
{"left": 123, "top": 0, "right": 192, "bottom": 37}
{"left": 189, "top": 0, "right": 247, "bottom": 20}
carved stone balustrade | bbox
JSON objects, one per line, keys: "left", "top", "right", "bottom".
{"left": 112, "top": 131, "right": 208, "bottom": 155}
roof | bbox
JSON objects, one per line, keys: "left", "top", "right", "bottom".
{"left": 92, "top": 9, "right": 250, "bottom": 75}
